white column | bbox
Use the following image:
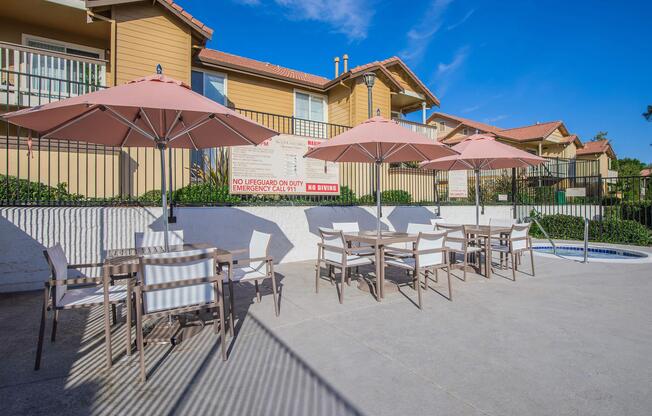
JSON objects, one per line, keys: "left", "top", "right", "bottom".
{"left": 421, "top": 101, "right": 427, "bottom": 124}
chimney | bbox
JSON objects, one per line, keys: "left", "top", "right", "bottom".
{"left": 343, "top": 54, "right": 349, "bottom": 73}
{"left": 334, "top": 56, "right": 340, "bottom": 77}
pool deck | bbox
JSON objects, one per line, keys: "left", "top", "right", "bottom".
{"left": 1, "top": 243, "right": 652, "bottom": 415}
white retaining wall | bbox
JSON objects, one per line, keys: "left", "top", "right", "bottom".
{"left": 0, "top": 205, "right": 515, "bottom": 292}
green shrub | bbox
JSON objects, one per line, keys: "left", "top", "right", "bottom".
{"left": 529, "top": 213, "right": 651, "bottom": 246}
{"left": 0, "top": 174, "right": 83, "bottom": 202}
{"left": 358, "top": 189, "right": 412, "bottom": 205}
{"left": 174, "top": 183, "right": 241, "bottom": 205}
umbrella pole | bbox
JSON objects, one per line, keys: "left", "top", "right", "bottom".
{"left": 475, "top": 169, "right": 480, "bottom": 227}
{"left": 376, "top": 160, "right": 381, "bottom": 235}
{"left": 158, "top": 143, "right": 170, "bottom": 251}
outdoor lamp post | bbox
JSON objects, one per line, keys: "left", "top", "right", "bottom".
{"left": 363, "top": 72, "right": 376, "bottom": 118}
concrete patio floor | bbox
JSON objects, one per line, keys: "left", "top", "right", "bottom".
{"left": 1, "top": 248, "right": 652, "bottom": 416}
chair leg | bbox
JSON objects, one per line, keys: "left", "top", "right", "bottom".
{"left": 217, "top": 281, "right": 227, "bottom": 361}
{"left": 50, "top": 309, "right": 58, "bottom": 343}
{"left": 254, "top": 280, "right": 261, "bottom": 303}
{"left": 270, "top": 266, "right": 279, "bottom": 317}
{"left": 434, "top": 268, "right": 438, "bottom": 283}
{"left": 511, "top": 253, "right": 516, "bottom": 281}
{"left": 135, "top": 288, "right": 146, "bottom": 383}
{"left": 315, "top": 261, "right": 320, "bottom": 293}
{"left": 35, "top": 287, "right": 48, "bottom": 371}
{"left": 339, "top": 268, "right": 346, "bottom": 304}
{"left": 416, "top": 270, "right": 423, "bottom": 309}
{"left": 447, "top": 266, "right": 452, "bottom": 301}
{"left": 462, "top": 255, "right": 467, "bottom": 282}
{"left": 346, "top": 268, "right": 351, "bottom": 286}
{"left": 530, "top": 249, "right": 535, "bottom": 276}
{"left": 228, "top": 279, "right": 235, "bottom": 335}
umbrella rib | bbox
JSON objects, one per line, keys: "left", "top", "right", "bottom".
{"left": 355, "top": 143, "right": 378, "bottom": 162}
{"left": 164, "top": 110, "right": 183, "bottom": 140}
{"left": 407, "top": 143, "right": 431, "bottom": 162}
{"left": 333, "top": 145, "right": 351, "bottom": 163}
{"left": 42, "top": 106, "right": 101, "bottom": 139}
{"left": 119, "top": 112, "right": 141, "bottom": 147}
{"left": 383, "top": 143, "right": 407, "bottom": 161}
{"left": 139, "top": 108, "right": 160, "bottom": 140}
{"left": 168, "top": 114, "right": 214, "bottom": 142}
{"left": 212, "top": 115, "right": 257, "bottom": 146}
{"left": 101, "top": 106, "right": 158, "bottom": 142}
{"left": 178, "top": 119, "right": 199, "bottom": 151}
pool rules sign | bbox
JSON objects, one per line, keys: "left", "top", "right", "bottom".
{"left": 229, "top": 134, "right": 340, "bottom": 195}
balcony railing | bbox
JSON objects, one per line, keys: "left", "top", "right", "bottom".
{"left": 1, "top": 41, "right": 107, "bottom": 107}
{"left": 393, "top": 118, "right": 439, "bottom": 141}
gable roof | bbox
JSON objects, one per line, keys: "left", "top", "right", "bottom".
{"left": 576, "top": 139, "right": 616, "bottom": 158}
{"left": 497, "top": 121, "right": 564, "bottom": 142}
{"left": 197, "top": 49, "right": 329, "bottom": 88}
{"left": 427, "top": 112, "right": 503, "bottom": 135}
{"left": 85, "top": 0, "right": 213, "bottom": 39}
{"left": 197, "top": 49, "right": 437, "bottom": 105}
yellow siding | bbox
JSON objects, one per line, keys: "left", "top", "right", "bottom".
{"left": 351, "top": 75, "right": 391, "bottom": 125}
{"left": 114, "top": 3, "right": 191, "bottom": 84}
{"left": 386, "top": 65, "right": 420, "bottom": 93}
{"left": 224, "top": 71, "right": 295, "bottom": 116}
{"left": 327, "top": 83, "right": 351, "bottom": 126}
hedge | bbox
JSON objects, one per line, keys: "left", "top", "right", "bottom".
{"left": 529, "top": 213, "right": 651, "bottom": 246}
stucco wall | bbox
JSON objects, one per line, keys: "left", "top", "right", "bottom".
{"left": 0, "top": 205, "right": 516, "bottom": 292}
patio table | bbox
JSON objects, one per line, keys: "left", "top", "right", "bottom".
{"left": 344, "top": 231, "right": 418, "bottom": 300}
{"left": 101, "top": 243, "right": 234, "bottom": 368}
{"left": 464, "top": 225, "right": 511, "bottom": 279}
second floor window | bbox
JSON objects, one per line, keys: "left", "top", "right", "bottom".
{"left": 295, "top": 91, "right": 325, "bottom": 122}
{"left": 191, "top": 70, "right": 227, "bottom": 105}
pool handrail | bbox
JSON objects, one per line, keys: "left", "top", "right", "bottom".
{"left": 523, "top": 211, "right": 557, "bottom": 256}
{"left": 583, "top": 217, "right": 589, "bottom": 263}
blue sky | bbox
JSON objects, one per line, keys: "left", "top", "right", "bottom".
{"left": 186, "top": 0, "right": 651, "bottom": 162}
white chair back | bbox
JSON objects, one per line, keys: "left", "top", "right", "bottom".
{"left": 430, "top": 218, "right": 445, "bottom": 227}
{"left": 140, "top": 249, "right": 215, "bottom": 313}
{"left": 406, "top": 223, "right": 435, "bottom": 234}
{"left": 249, "top": 230, "right": 272, "bottom": 270}
{"left": 319, "top": 227, "right": 346, "bottom": 263}
{"left": 415, "top": 231, "right": 447, "bottom": 267}
{"left": 510, "top": 224, "right": 530, "bottom": 251}
{"left": 135, "top": 230, "right": 185, "bottom": 249}
{"left": 437, "top": 224, "right": 465, "bottom": 251}
{"left": 44, "top": 244, "right": 68, "bottom": 307}
{"left": 332, "top": 222, "right": 360, "bottom": 233}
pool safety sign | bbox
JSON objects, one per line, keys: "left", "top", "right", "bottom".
{"left": 229, "top": 134, "right": 340, "bottom": 195}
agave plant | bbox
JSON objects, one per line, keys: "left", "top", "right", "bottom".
{"left": 189, "top": 149, "right": 229, "bottom": 188}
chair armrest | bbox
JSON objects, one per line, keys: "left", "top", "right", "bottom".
{"left": 318, "top": 243, "right": 349, "bottom": 255}
{"left": 50, "top": 277, "right": 102, "bottom": 286}
{"left": 349, "top": 246, "right": 375, "bottom": 255}
{"left": 384, "top": 246, "right": 414, "bottom": 255}
{"left": 141, "top": 275, "right": 223, "bottom": 292}
{"left": 235, "top": 255, "right": 273, "bottom": 265}
{"left": 229, "top": 248, "right": 248, "bottom": 256}
{"left": 68, "top": 262, "right": 104, "bottom": 269}
{"left": 414, "top": 248, "right": 446, "bottom": 255}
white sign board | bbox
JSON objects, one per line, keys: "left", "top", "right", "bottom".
{"left": 566, "top": 187, "right": 586, "bottom": 197}
{"left": 448, "top": 170, "right": 468, "bottom": 198}
{"left": 230, "top": 134, "right": 340, "bottom": 195}
{"left": 498, "top": 194, "right": 509, "bottom": 201}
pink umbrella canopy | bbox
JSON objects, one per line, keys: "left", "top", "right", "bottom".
{"left": 419, "top": 134, "right": 545, "bottom": 170}
{"left": 1, "top": 74, "right": 277, "bottom": 148}
{"left": 2, "top": 72, "right": 279, "bottom": 249}
{"left": 304, "top": 116, "right": 457, "bottom": 163}
{"left": 420, "top": 134, "right": 546, "bottom": 226}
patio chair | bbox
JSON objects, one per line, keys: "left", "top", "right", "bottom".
{"left": 226, "top": 230, "right": 279, "bottom": 317}
{"left": 384, "top": 231, "right": 451, "bottom": 308}
{"left": 315, "top": 228, "right": 374, "bottom": 303}
{"left": 135, "top": 230, "right": 185, "bottom": 249}
{"left": 435, "top": 223, "right": 483, "bottom": 281}
{"left": 489, "top": 223, "right": 535, "bottom": 281}
{"left": 134, "top": 248, "right": 226, "bottom": 383}
{"left": 332, "top": 221, "right": 373, "bottom": 273}
{"left": 387, "top": 223, "right": 435, "bottom": 259}
{"left": 35, "top": 244, "right": 129, "bottom": 370}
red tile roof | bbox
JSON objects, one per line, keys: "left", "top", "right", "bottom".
{"left": 497, "top": 121, "right": 563, "bottom": 141}
{"left": 576, "top": 139, "right": 615, "bottom": 157}
{"left": 197, "top": 49, "right": 330, "bottom": 88}
{"left": 427, "top": 112, "right": 503, "bottom": 135}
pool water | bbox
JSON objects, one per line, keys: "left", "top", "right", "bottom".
{"left": 533, "top": 245, "right": 648, "bottom": 260}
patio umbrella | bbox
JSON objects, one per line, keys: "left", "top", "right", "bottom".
{"left": 304, "top": 116, "right": 458, "bottom": 232}
{"left": 2, "top": 72, "right": 278, "bottom": 249}
{"left": 420, "top": 134, "right": 546, "bottom": 226}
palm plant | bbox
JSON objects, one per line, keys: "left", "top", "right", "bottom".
{"left": 189, "top": 148, "right": 230, "bottom": 187}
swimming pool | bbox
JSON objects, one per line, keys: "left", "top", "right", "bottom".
{"left": 532, "top": 244, "right": 651, "bottom": 263}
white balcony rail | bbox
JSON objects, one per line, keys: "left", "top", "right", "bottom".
{"left": 393, "top": 118, "right": 438, "bottom": 141}
{"left": 0, "top": 41, "right": 107, "bottom": 107}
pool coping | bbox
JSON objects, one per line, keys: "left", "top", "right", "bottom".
{"left": 530, "top": 240, "right": 652, "bottom": 264}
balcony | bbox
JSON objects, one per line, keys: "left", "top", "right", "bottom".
{"left": 0, "top": 41, "right": 107, "bottom": 108}
{"left": 392, "top": 118, "right": 438, "bottom": 141}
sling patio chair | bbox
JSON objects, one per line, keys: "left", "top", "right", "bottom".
{"left": 134, "top": 248, "right": 226, "bottom": 383}
{"left": 489, "top": 223, "right": 535, "bottom": 281}
{"left": 435, "top": 223, "right": 484, "bottom": 281}
{"left": 384, "top": 230, "right": 451, "bottom": 308}
{"left": 225, "top": 230, "right": 280, "bottom": 318}
{"left": 35, "top": 243, "right": 130, "bottom": 370}
{"left": 387, "top": 222, "right": 436, "bottom": 258}
{"left": 135, "top": 230, "right": 185, "bottom": 249}
{"left": 315, "top": 228, "right": 374, "bottom": 303}
{"left": 332, "top": 222, "right": 374, "bottom": 274}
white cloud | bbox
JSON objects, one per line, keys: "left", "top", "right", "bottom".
{"left": 436, "top": 45, "right": 470, "bottom": 76}
{"left": 234, "top": 0, "right": 374, "bottom": 41}
{"left": 461, "top": 105, "right": 480, "bottom": 114}
{"left": 399, "top": 0, "right": 453, "bottom": 65}
{"left": 484, "top": 114, "right": 509, "bottom": 123}
{"left": 446, "top": 9, "right": 474, "bottom": 31}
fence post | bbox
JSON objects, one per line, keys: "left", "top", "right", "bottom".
{"left": 511, "top": 167, "right": 517, "bottom": 219}
{"left": 597, "top": 174, "right": 603, "bottom": 239}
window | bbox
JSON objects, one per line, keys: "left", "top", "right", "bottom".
{"left": 294, "top": 90, "right": 327, "bottom": 138}
{"left": 190, "top": 69, "right": 228, "bottom": 176}
{"left": 462, "top": 127, "right": 468, "bottom": 135}
{"left": 191, "top": 70, "right": 227, "bottom": 105}
{"left": 439, "top": 121, "right": 445, "bottom": 131}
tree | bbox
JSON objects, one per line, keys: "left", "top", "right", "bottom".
{"left": 611, "top": 158, "right": 646, "bottom": 177}
{"left": 643, "top": 105, "right": 652, "bottom": 121}
{"left": 592, "top": 131, "right": 608, "bottom": 141}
